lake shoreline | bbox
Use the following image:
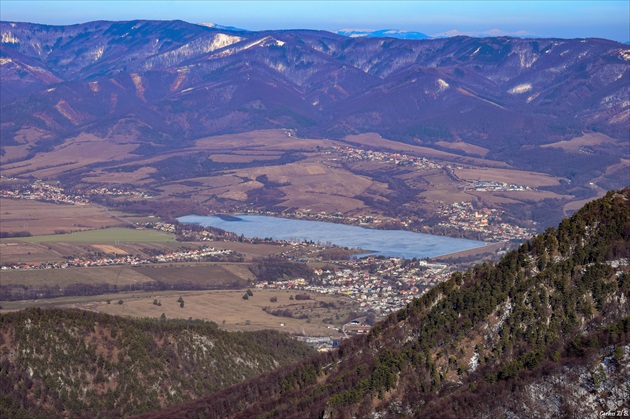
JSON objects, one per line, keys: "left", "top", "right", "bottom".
{"left": 177, "top": 214, "right": 489, "bottom": 260}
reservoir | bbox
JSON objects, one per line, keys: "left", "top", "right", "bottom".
{"left": 177, "top": 214, "right": 489, "bottom": 259}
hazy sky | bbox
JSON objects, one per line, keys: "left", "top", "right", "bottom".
{"left": 1, "top": 1, "right": 629, "bottom": 42}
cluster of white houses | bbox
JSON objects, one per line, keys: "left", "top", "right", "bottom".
{"left": 1, "top": 178, "right": 150, "bottom": 205}
{"left": 1, "top": 246, "right": 233, "bottom": 271}
{"left": 256, "top": 258, "right": 451, "bottom": 315}
{"left": 436, "top": 201, "right": 535, "bottom": 241}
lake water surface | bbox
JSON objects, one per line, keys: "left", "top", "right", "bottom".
{"left": 177, "top": 214, "right": 489, "bottom": 259}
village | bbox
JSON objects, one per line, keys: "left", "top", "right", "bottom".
{"left": 0, "top": 177, "right": 150, "bottom": 205}
{"left": 1, "top": 178, "right": 91, "bottom": 205}
{"left": 255, "top": 256, "right": 455, "bottom": 351}
{"left": 328, "top": 145, "right": 443, "bottom": 170}
{"left": 435, "top": 201, "right": 535, "bottom": 241}
{"left": 255, "top": 257, "right": 451, "bottom": 316}
{"left": 240, "top": 203, "right": 534, "bottom": 242}
{"left": 0, "top": 246, "right": 237, "bottom": 271}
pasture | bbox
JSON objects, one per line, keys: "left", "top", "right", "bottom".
{"left": 541, "top": 132, "right": 618, "bottom": 152}
{"left": 435, "top": 140, "right": 490, "bottom": 156}
{"left": 454, "top": 167, "right": 562, "bottom": 188}
{"left": 0, "top": 289, "right": 357, "bottom": 337}
{"left": 80, "top": 289, "right": 354, "bottom": 336}
{"left": 1, "top": 132, "right": 139, "bottom": 179}
{"left": 194, "top": 129, "right": 339, "bottom": 152}
{"left": 0, "top": 262, "right": 252, "bottom": 302}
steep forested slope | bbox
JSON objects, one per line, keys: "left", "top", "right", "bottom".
{"left": 144, "top": 188, "right": 630, "bottom": 418}
{"left": 0, "top": 310, "right": 313, "bottom": 418}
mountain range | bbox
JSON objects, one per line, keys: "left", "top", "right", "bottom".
{"left": 1, "top": 19, "right": 628, "bottom": 157}
{"left": 336, "top": 29, "right": 431, "bottom": 40}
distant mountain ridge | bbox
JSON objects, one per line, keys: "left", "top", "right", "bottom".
{"left": 1, "top": 20, "right": 627, "bottom": 144}
{"left": 197, "top": 22, "right": 249, "bottom": 32}
{"left": 0, "top": 20, "right": 628, "bottom": 191}
{"left": 336, "top": 29, "right": 431, "bottom": 40}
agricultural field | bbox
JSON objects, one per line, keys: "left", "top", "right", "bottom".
{"left": 190, "top": 240, "right": 290, "bottom": 259}
{"left": 81, "top": 166, "right": 157, "bottom": 185}
{"left": 1, "top": 132, "right": 140, "bottom": 179}
{"left": 435, "top": 140, "right": 490, "bottom": 156}
{"left": 210, "top": 153, "right": 281, "bottom": 163}
{"left": 1, "top": 266, "right": 156, "bottom": 290}
{"left": 468, "top": 189, "right": 572, "bottom": 205}
{"left": 0, "top": 262, "right": 251, "bottom": 292}
{"left": 541, "top": 132, "right": 619, "bottom": 153}
{"left": 0, "top": 198, "right": 123, "bottom": 236}
{"left": 20, "top": 227, "right": 174, "bottom": 243}
{"left": 0, "top": 240, "right": 193, "bottom": 265}
{"left": 193, "top": 129, "right": 339, "bottom": 152}
{"left": 0, "top": 241, "right": 68, "bottom": 265}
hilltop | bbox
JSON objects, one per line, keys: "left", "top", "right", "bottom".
{"left": 0, "top": 309, "right": 313, "bottom": 417}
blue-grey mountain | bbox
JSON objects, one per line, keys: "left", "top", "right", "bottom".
{"left": 1, "top": 20, "right": 628, "bottom": 155}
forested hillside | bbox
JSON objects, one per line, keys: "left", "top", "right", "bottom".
{"left": 0, "top": 309, "right": 313, "bottom": 418}
{"left": 144, "top": 188, "right": 630, "bottom": 418}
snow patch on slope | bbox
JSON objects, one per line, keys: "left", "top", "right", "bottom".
{"left": 213, "top": 36, "right": 285, "bottom": 59}
{"left": 89, "top": 46, "right": 105, "bottom": 62}
{"left": 243, "top": 36, "right": 284, "bottom": 50}
{"left": 509, "top": 83, "right": 532, "bottom": 94}
{"left": 511, "top": 47, "right": 539, "bottom": 69}
{"left": 22, "top": 63, "right": 62, "bottom": 83}
{"left": 437, "top": 79, "right": 449, "bottom": 91}
{"left": 130, "top": 73, "right": 145, "bottom": 101}
{"left": 527, "top": 92, "right": 540, "bottom": 103}
{"left": 609, "top": 109, "right": 629, "bottom": 124}
{"left": 144, "top": 33, "right": 244, "bottom": 70}
{"left": 1, "top": 31, "right": 19, "bottom": 44}
{"left": 468, "top": 350, "right": 479, "bottom": 372}
{"left": 55, "top": 100, "right": 81, "bottom": 125}
{"left": 170, "top": 72, "right": 186, "bottom": 92}
{"left": 211, "top": 33, "right": 246, "bottom": 51}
